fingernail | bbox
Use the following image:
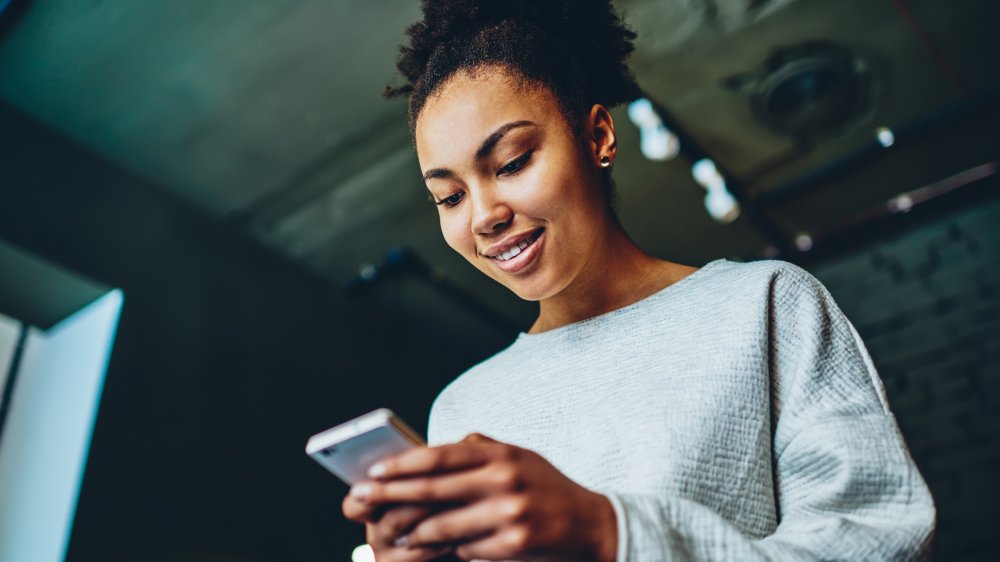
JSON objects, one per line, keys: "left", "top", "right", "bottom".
{"left": 393, "top": 534, "right": 410, "bottom": 548}
{"left": 368, "top": 462, "right": 387, "bottom": 479}
{"left": 349, "top": 483, "right": 372, "bottom": 500}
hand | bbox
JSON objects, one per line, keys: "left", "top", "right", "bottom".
{"left": 346, "top": 433, "right": 617, "bottom": 562}
{"left": 343, "top": 495, "right": 455, "bottom": 562}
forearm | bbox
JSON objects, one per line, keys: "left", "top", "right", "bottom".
{"left": 604, "top": 413, "right": 935, "bottom": 562}
{"left": 607, "top": 490, "right": 933, "bottom": 562}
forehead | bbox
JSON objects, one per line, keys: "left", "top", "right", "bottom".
{"left": 414, "top": 69, "right": 565, "bottom": 166}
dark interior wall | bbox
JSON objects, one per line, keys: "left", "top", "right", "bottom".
{"left": 0, "top": 102, "right": 515, "bottom": 561}
{"left": 804, "top": 187, "right": 1000, "bottom": 561}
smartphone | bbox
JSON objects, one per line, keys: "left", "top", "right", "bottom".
{"left": 306, "top": 408, "right": 425, "bottom": 485}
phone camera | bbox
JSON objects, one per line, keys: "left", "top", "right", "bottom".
{"left": 319, "top": 447, "right": 336, "bottom": 457}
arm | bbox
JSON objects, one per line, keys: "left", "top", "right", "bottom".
{"left": 606, "top": 265, "right": 935, "bottom": 561}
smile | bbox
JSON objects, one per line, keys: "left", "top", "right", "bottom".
{"left": 485, "top": 228, "right": 545, "bottom": 274}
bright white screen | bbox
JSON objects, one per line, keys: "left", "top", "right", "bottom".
{"left": 0, "top": 290, "right": 123, "bottom": 562}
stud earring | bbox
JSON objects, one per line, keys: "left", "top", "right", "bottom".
{"left": 600, "top": 156, "right": 611, "bottom": 168}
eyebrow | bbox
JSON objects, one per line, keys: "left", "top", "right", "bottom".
{"left": 422, "top": 120, "right": 536, "bottom": 182}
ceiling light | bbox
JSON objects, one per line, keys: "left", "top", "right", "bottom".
{"left": 887, "top": 193, "right": 914, "bottom": 213}
{"left": 876, "top": 127, "right": 895, "bottom": 148}
{"left": 704, "top": 187, "right": 740, "bottom": 224}
{"left": 628, "top": 98, "right": 680, "bottom": 161}
{"left": 691, "top": 158, "right": 722, "bottom": 188}
{"left": 794, "top": 232, "right": 814, "bottom": 252}
{"left": 691, "top": 159, "right": 740, "bottom": 224}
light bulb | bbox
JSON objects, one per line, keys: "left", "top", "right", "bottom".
{"left": 704, "top": 187, "right": 740, "bottom": 223}
{"left": 692, "top": 159, "right": 721, "bottom": 187}
{"left": 627, "top": 98, "right": 656, "bottom": 126}
{"left": 794, "top": 233, "right": 814, "bottom": 252}
{"left": 876, "top": 127, "right": 895, "bottom": 148}
{"left": 888, "top": 194, "right": 914, "bottom": 213}
{"left": 630, "top": 98, "right": 680, "bottom": 161}
{"left": 640, "top": 125, "right": 680, "bottom": 161}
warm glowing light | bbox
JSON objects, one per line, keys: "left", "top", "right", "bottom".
{"left": 794, "top": 233, "right": 814, "bottom": 252}
{"left": 352, "top": 544, "right": 375, "bottom": 562}
{"left": 888, "top": 194, "right": 914, "bottom": 213}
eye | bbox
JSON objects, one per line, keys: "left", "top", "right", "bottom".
{"left": 435, "top": 192, "right": 465, "bottom": 208}
{"left": 497, "top": 150, "right": 533, "bottom": 177}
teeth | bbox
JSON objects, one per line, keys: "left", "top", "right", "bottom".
{"left": 493, "top": 230, "right": 541, "bottom": 261}
{"left": 499, "top": 245, "right": 521, "bottom": 261}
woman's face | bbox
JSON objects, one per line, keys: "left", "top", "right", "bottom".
{"left": 414, "top": 69, "right": 614, "bottom": 302}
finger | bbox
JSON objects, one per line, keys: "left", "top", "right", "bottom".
{"left": 343, "top": 493, "right": 378, "bottom": 522}
{"left": 454, "top": 526, "right": 533, "bottom": 561}
{"left": 352, "top": 464, "right": 518, "bottom": 505}
{"left": 371, "top": 505, "right": 437, "bottom": 545}
{"left": 368, "top": 441, "right": 493, "bottom": 481}
{"left": 404, "top": 495, "right": 527, "bottom": 547}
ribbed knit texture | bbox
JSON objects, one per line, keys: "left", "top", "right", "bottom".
{"left": 428, "top": 259, "right": 935, "bottom": 561}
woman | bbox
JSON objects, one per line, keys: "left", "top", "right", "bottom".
{"left": 343, "top": 1, "right": 936, "bottom": 560}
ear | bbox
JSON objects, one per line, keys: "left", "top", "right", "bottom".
{"left": 587, "top": 104, "right": 617, "bottom": 167}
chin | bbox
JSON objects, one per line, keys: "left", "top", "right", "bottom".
{"left": 496, "top": 276, "right": 560, "bottom": 303}
{"left": 507, "top": 287, "right": 544, "bottom": 302}
{"left": 469, "top": 254, "right": 561, "bottom": 302}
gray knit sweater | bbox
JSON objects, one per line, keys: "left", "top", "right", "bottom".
{"left": 428, "top": 259, "right": 935, "bottom": 561}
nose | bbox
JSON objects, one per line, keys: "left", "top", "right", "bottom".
{"left": 470, "top": 189, "right": 513, "bottom": 236}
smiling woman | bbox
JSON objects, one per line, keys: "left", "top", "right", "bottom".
{"left": 416, "top": 75, "right": 645, "bottom": 311}
{"left": 340, "top": 1, "right": 936, "bottom": 561}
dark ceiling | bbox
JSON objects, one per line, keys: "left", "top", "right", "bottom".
{"left": 1, "top": 0, "right": 997, "bottom": 324}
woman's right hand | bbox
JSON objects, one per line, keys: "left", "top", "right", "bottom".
{"left": 343, "top": 494, "right": 455, "bottom": 562}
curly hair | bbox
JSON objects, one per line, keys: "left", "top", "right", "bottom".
{"left": 386, "top": 0, "right": 642, "bottom": 135}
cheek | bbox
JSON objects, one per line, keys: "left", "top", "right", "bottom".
{"left": 439, "top": 211, "right": 474, "bottom": 255}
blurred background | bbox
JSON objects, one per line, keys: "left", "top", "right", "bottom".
{"left": 0, "top": 0, "right": 997, "bottom": 560}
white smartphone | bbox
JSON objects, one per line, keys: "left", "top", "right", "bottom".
{"left": 306, "top": 408, "right": 425, "bottom": 485}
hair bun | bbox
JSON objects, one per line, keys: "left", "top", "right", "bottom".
{"left": 388, "top": 0, "right": 642, "bottom": 130}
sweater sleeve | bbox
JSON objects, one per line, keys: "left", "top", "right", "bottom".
{"left": 604, "top": 264, "right": 935, "bottom": 561}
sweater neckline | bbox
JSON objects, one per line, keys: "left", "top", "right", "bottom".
{"left": 516, "top": 258, "right": 731, "bottom": 341}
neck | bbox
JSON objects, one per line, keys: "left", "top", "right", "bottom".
{"left": 529, "top": 222, "right": 690, "bottom": 334}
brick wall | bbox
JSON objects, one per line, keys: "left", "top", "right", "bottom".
{"left": 807, "top": 194, "right": 1000, "bottom": 561}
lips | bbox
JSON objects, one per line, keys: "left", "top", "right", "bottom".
{"left": 489, "top": 228, "right": 544, "bottom": 261}
{"left": 484, "top": 228, "right": 545, "bottom": 274}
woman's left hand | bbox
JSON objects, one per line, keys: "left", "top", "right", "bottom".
{"left": 348, "top": 433, "right": 617, "bottom": 562}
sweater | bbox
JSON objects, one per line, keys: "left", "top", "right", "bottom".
{"left": 427, "top": 259, "right": 935, "bottom": 561}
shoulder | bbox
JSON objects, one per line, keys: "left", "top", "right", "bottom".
{"left": 676, "top": 259, "right": 847, "bottom": 340}
{"left": 709, "top": 258, "right": 818, "bottom": 285}
{"left": 693, "top": 258, "right": 830, "bottom": 303}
